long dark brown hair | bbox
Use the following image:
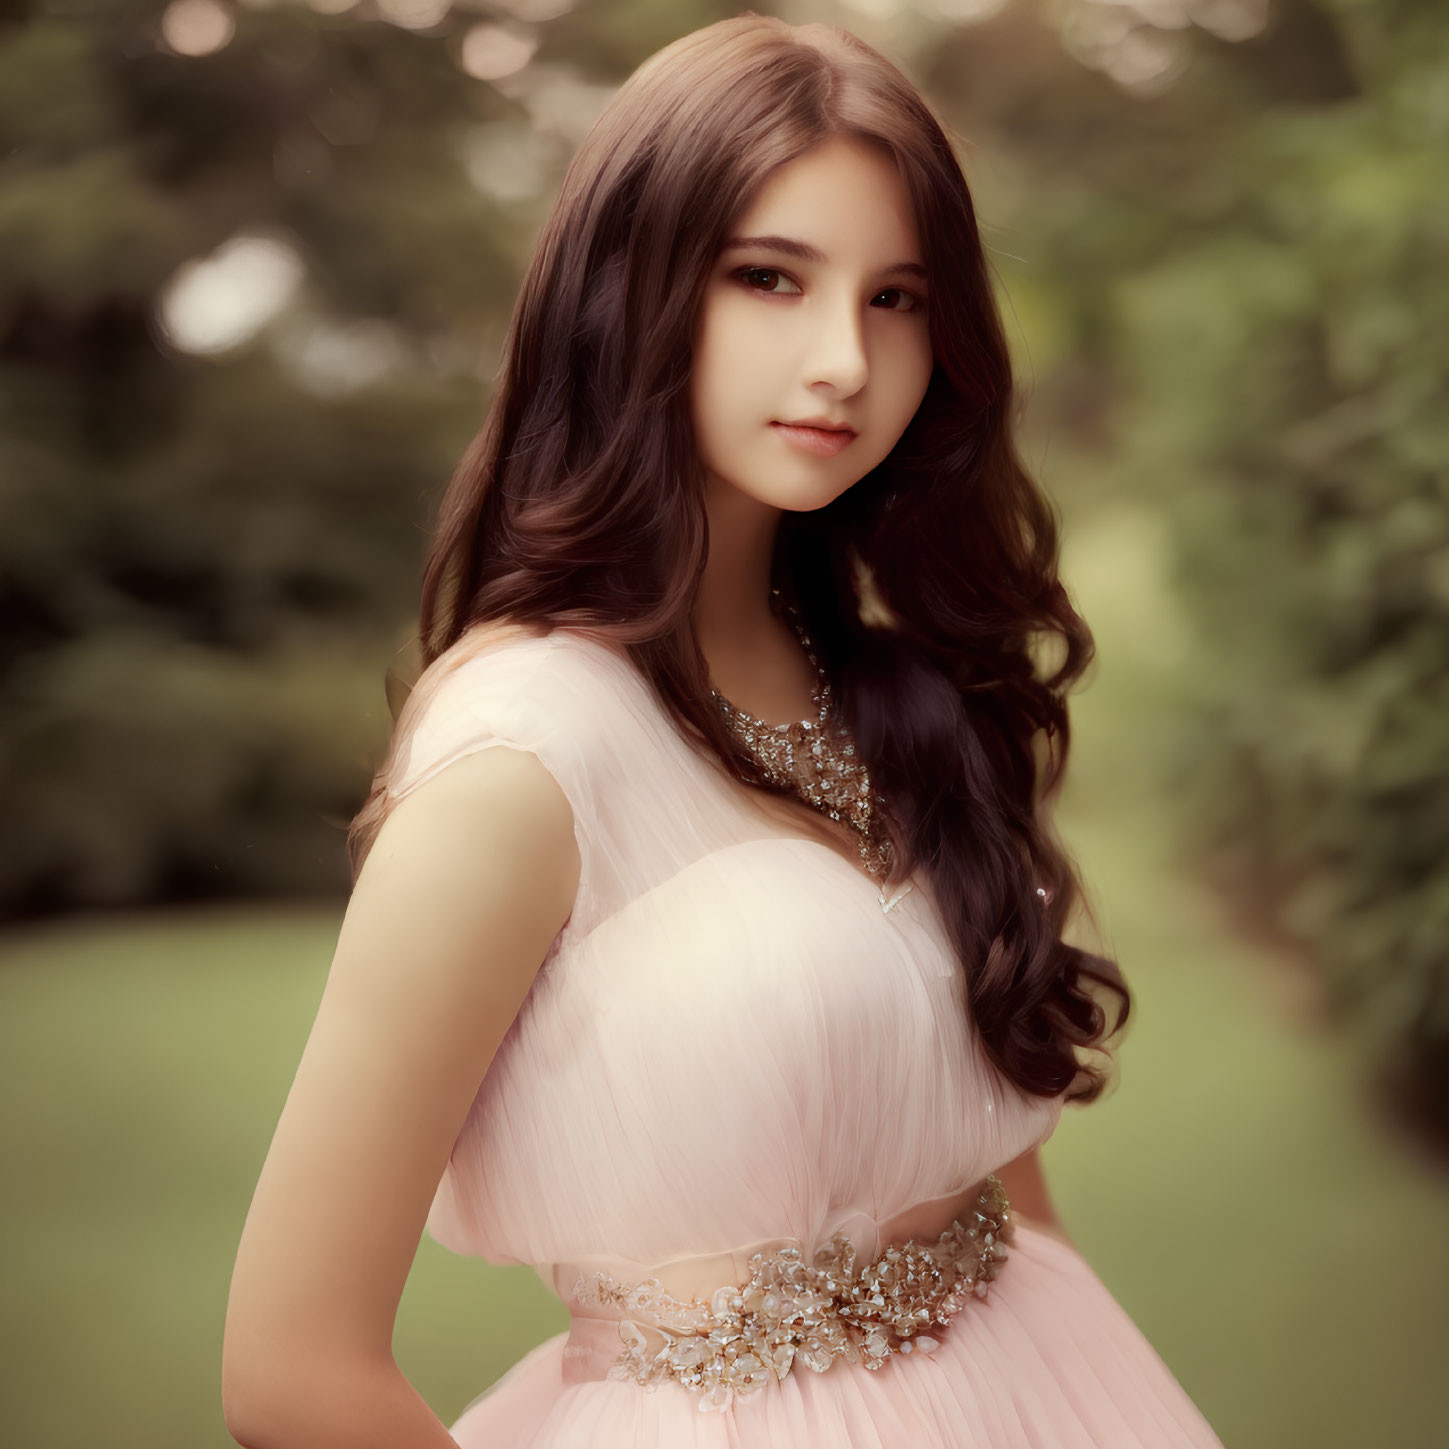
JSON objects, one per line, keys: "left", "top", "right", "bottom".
{"left": 350, "top": 12, "right": 1130, "bottom": 1104}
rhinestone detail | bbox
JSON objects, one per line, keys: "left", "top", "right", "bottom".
{"left": 572, "top": 1175, "right": 1013, "bottom": 1412}
{"left": 710, "top": 588, "right": 897, "bottom": 892}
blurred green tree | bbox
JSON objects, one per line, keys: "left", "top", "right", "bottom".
{"left": 1122, "top": 3, "right": 1449, "bottom": 1141}
{"left": 959, "top": 0, "right": 1448, "bottom": 1138}
{"left": 0, "top": 0, "right": 566, "bottom": 913}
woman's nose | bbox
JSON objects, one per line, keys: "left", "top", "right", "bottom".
{"left": 805, "top": 300, "right": 869, "bottom": 396}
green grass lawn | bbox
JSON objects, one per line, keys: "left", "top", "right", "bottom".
{"left": 2, "top": 504, "right": 1446, "bottom": 1448}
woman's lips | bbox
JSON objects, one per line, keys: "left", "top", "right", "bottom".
{"left": 770, "top": 422, "right": 857, "bottom": 457}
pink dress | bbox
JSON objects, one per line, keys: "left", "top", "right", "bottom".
{"left": 385, "top": 624, "right": 1225, "bottom": 1448}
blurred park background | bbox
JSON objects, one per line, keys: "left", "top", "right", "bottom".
{"left": 1, "top": 0, "right": 1446, "bottom": 1445}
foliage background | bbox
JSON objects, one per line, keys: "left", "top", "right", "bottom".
{"left": 1, "top": 0, "right": 1445, "bottom": 1445}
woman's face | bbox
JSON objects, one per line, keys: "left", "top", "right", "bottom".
{"left": 690, "top": 133, "right": 934, "bottom": 516}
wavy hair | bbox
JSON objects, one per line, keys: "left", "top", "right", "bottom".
{"left": 349, "top": 12, "right": 1130, "bottom": 1104}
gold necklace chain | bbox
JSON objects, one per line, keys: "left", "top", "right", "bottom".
{"left": 709, "top": 589, "right": 896, "bottom": 887}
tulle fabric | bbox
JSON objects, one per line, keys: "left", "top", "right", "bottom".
{"left": 378, "top": 624, "right": 1224, "bottom": 1446}
{"left": 448, "top": 1227, "right": 1222, "bottom": 1447}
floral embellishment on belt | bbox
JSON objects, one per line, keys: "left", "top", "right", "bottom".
{"left": 572, "top": 1175, "right": 1013, "bottom": 1412}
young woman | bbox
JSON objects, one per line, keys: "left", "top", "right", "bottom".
{"left": 224, "top": 14, "right": 1225, "bottom": 1448}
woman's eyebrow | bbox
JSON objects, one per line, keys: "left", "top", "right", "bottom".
{"left": 721, "top": 234, "right": 927, "bottom": 282}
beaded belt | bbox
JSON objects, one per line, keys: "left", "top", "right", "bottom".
{"left": 569, "top": 1175, "right": 1013, "bottom": 1412}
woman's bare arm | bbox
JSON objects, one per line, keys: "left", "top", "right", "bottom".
{"left": 221, "top": 745, "right": 580, "bottom": 1449}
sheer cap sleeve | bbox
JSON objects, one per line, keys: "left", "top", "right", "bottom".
{"left": 381, "top": 624, "right": 628, "bottom": 943}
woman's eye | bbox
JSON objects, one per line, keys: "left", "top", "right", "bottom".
{"left": 732, "top": 268, "right": 924, "bottom": 311}
{"left": 872, "top": 287, "right": 923, "bottom": 313}
{"left": 736, "top": 266, "right": 801, "bottom": 295}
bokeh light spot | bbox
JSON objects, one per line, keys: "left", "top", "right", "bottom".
{"left": 460, "top": 22, "right": 539, "bottom": 81}
{"left": 159, "top": 0, "right": 235, "bottom": 57}
{"left": 158, "top": 233, "right": 305, "bottom": 355}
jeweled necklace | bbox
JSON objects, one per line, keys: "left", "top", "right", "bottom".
{"left": 709, "top": 587, "right": 900, "bottom": 898}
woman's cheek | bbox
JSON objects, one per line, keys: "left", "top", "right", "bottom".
{"left": 718, "top": 310, "right": 767, "bottom": 376}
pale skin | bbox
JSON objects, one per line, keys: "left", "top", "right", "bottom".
{"left": 222, "top": 135, "right": 1065, "bottom": 1449}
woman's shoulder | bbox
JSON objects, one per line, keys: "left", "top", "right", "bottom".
{"left": 413, "top": 617, "right": 652, "bottom": 747}
{"left": 386, "top": 620, "right": 643, "bottom": 822}
{"left": 412, "top": 618, "right": 612, "bottom": 696}
{"left": 442, "top": 617, "right": 629, "bottom": 672}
